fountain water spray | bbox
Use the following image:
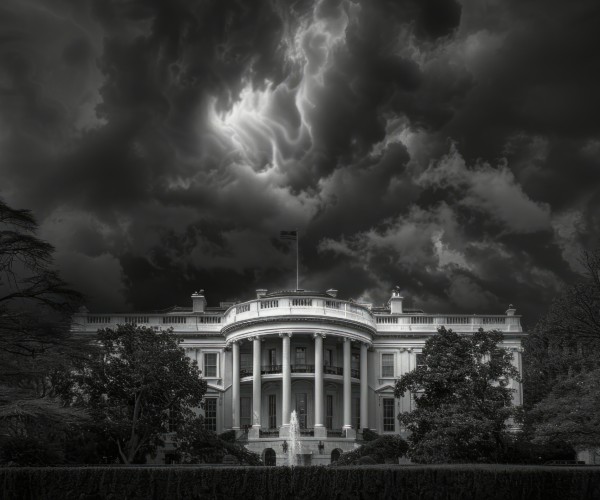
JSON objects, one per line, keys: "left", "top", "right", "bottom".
{"left": 287, "top": 410, "right": 302, "bottom": 466}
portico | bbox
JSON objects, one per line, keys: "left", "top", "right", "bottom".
{"left": 229, "top": 330, "right": 370, "bottom": 440}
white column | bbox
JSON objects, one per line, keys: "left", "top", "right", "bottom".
{"left": 280, "top": 332, "right": 291, "bottom": 437}
{"left": 342, "top": 337, "right": 352, "bottom": 436}
{"left": 251, "top": 337, "right": 261, "bottom": 436}
{"left": 360, "top": 342, "right": 368, "bottom": 431}
{"left": 314, "top": 333, "right": 325, "bottom": 437}
{"left": 232, "top": 341, "right": 240, "bottom": 430}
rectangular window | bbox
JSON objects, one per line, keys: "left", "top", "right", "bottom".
{"left": 383, "top": 398, "right": 395, "bottom": 432}
{"left": 324, "top": 349, "right": 333, "bottom": 367}
{"left": 295, "top": 347, "right": 306, "bottom": 366}
{"left": 204, "top": 353, "right": 218, "bottom": 377}
{"left": 353, "top": 397, "right": 360, "bottom": 430}
{"left": 352, "top": 353, "right": 360, "bottom": 371}
{"left": 416, "top": 354, "right": 426, "bottom": 369}
{"left": 381, "top": 353, "right": 394, "bottom": 378}
{"left": 240, "top": 353, "right": 252, "bottom": 377}
{"left": 268, "top": 348, "right": 277, "bottom": 367}
{"left": 296, "top": 393, "right": 307, "bottom": 429}
{"left": 268, "top": 394, "right": 277, "bottom": 429}
{"left": 205, "top": 398, "right": 217, "bottom": 431}
{"left": 326, "top": 395, "right": 333, "bottom": 429}
{"left": 240, "top": 397, "right": 251, "bottom": 428}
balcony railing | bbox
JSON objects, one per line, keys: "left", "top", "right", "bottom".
{"left": 291, "top": 364, "right": 314, "bottom": 373}
{"left": 239, "top": 364, "right": 360, "bottom": 378}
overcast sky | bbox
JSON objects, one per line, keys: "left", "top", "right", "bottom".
{"left": 1, "top": 0, "right": 599, "bottom": 326}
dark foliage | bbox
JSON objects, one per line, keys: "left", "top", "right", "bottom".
{"left": 334, "top": 435, "right": 408, "bottom": 465}
{"left": 396, "top": 327, "right": 519, "bottom": 463}
{"left": 361, "top": 428, "right": 380, "bottom": 442}
{"left": 178, "top": 424, "right": 262, "bottom": 466}
{"left": 0, "top": 199, "right": 89, "bottom": 459}
{"left": 499, "top": 435, "right": 575, "bottom": 465}
{"left": 56, "top": 324, "right": 206, "bottom": 464}
{"left": 524, "top": 249, "right": 600, "bottom": 451}
{"left": 218, "top": 430, "right": 237, "bottom": 443}
{"left": 2, "top": 465, "right": 600, "bottom": 500}
{"left": 0, "top": 436, "right": 64, "bottom": 466}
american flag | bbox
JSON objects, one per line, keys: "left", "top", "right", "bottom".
{"left": 280, "top": 230, "right": 298, "bottom": 241}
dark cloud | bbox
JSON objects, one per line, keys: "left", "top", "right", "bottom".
{"left": 0, "top": 0, "right": 598, "bottom": 327}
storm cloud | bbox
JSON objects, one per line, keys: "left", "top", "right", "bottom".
{"left": 1, "top": 0, "right": 599, "bottom": 327}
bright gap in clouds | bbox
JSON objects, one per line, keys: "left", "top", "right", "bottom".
{"left": 207, "top": 0, "right": 353, "bottom": 173}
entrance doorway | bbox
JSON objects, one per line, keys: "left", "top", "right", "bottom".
{"left": 263, "top": 448, "right": 276, "bottom": 466}
{"left": 295, "top": 393, "right": 307, "bottom": 428}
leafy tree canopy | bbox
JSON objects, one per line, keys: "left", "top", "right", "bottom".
{"left": 395, "top": 327, "right": 520, "bottom": 463}
{"left": 57, "top": 324, "right": 207, "bottom": 464}
{"left": 0, "top": 198, "right": 88, "bottom": 444}
{"left": 530, "top": 367, "right": 600, "bottom": 450}
{"left": 524, "top": 249, "right": 600, "bottom": 410}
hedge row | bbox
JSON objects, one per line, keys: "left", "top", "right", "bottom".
{"left": 1, "top": 465, "right": 600, "bottom": 500}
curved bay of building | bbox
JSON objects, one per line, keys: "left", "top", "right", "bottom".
{"left": 72, "top": 289, "right": 525, "bottom": 465}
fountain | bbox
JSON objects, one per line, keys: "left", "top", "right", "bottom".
{"left": 287, "top": 410, "right": 302, "bottom": 466}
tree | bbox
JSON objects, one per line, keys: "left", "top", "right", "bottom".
{"left": 0, "top": 198, "right": 88, "bottom": 459}
{"left": 58, "top": 324, "right": 207, "bottom": 464}
{"left": 395, "top": 327, "right": 520, "bottom": 463}
{"left": 524, "top": 249, "right": 600, "bottom": 409}
{"left": 524, "top": 249, "right": 600, "bottom": 452}
{"left": 530, "top": 367, "right": 600, "bottom": 451}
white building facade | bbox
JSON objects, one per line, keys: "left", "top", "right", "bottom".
{"left": 72, "top": 289, "right": 525, "bottom": 465}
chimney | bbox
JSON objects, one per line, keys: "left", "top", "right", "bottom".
{"left": 505, "top": 304, "right": 516, "bottom": 316}
{"left": 256, "top": 289, "right": 268, "bottom": 299}
{"left": 389, "top": 287, "right": 403, "bottom": 314}
{"left": 191, "top": 290, "right": 207, "bottom": 313}
{"left": 326, "top": 289, "right": 338, "bottom": 298}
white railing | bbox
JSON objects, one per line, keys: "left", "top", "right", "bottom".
{"left": 222, "top": 297, "right": 377, "bottom": 330}
{"left": 374, "top": 315, "right": 522, "bottom": 333}
{"left": 71, "top": 314, "right": 223, "bottom": 333}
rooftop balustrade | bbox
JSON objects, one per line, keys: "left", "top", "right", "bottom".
{"left": 71, "top": 300, "right": 522, "bottom": 335}
{"left": 71, "top": 313, "right": 223, "bottom": 333}
{"left": 374, "top": 314, "right": 522, "bottom": 333}
{"left": 222, "top": 296, "right": 377, "bottom": 331}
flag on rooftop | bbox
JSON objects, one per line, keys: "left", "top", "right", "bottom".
{"left": 280, "top": 230, "right": 298, "bottom": 241}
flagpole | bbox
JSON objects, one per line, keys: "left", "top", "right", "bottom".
{"left": 296, "top": 228, "right": 299, "bottom": 291}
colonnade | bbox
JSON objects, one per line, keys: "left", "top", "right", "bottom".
{"left": 231, "top": 333, "right": 369, "bottom": 437}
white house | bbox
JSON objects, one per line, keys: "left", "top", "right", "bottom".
{"left": 71, "top": 288, "right": 525, "bottom": 465}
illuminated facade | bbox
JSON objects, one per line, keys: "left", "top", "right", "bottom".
{"left": 72, "top": 289, "right": 525, "bottom": 465}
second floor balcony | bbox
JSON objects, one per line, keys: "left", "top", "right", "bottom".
{"left": 240, "top": 364, "right": 360, "bottom": 378}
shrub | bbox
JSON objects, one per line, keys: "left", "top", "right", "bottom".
{"left": 0, "top": 436, "right": 64, "bottom": 466}
{"left": 357, "top": 455, "right": 378, "bottom": 465}
{"left": 361, "top": 429, "right": 380, "bottom": 442}
{"left": 2, "top": 465, "right": 600, "bottom": 499}
{"left": 499, "top": 436, "right": 576, "bottom": 464}
{"left": 334, "top": 435, "right": 408, "bottom": 466}
{"left": 180, "top": 429, "right": 262, "bottom": 465}
{"left": 218, "top": 430, "right": 237, "bottom": 443}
